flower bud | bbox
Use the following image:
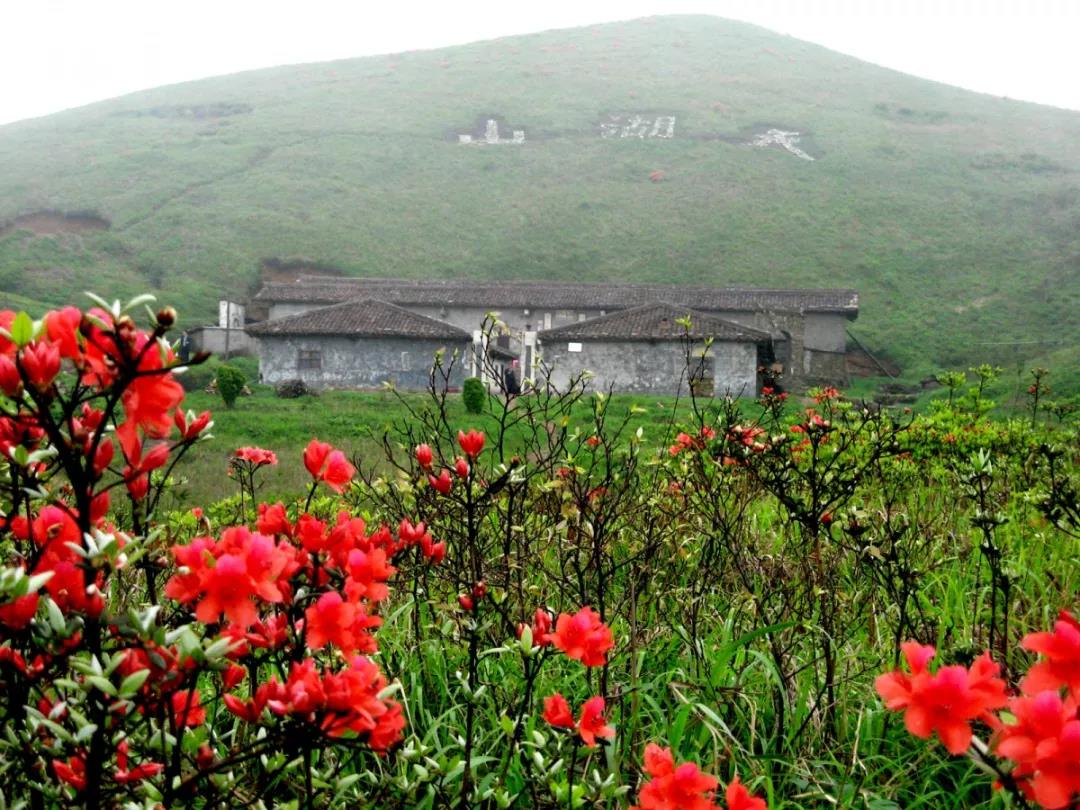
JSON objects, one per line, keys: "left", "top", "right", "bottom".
{"left": 156, "top": 306, "right": 177, "bottom": 328}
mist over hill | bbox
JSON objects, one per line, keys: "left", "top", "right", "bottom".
{"left": 0, "top": 15, "right": 1077, "bottom": 386}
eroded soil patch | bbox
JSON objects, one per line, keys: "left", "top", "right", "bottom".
{"left": 0, "top": 211, "right": 110, "bottom": 239}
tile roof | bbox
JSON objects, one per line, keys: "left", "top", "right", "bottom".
{"left": 538, "top": 303, "right": 772, "bottom": 342}
{"left": 246, "top": 298, "right": 472, "bottom": 341}
{"left": 252, "top": 276, "right": 859, "bottom": 315}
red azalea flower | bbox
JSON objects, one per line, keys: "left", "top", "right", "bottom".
{"left": 421, "top": 536, "right": 446, "bottom": 564}
{"left": 235, "top": 446, "right": 278, "bottom": 466}
{"left": 1021, "top": 611, "right": 1080, "bottom": 698}
{"left": 304, "top": 439, "right": 356, "bottom": 492}
{"left": 415, "top": 443, "right": 434, "bottom": 468}
{"left": 517, "top": 608, "right": 553, "bottom": 647}
{"left": 995, "top": 690, "right": 1080, "bottom": 809}
{"left": 304, "top": 591, "right": 381, "bottom": 655}
{"left": 171, "top": 689, "right": 207, "bottom": 727}
{"left": 52, "top": 754, "right": 87, "bottom": 791}
{"left": 725, "top": 777, "right": 768, "bottom": 810}
{"left": 454, "top": 457, "right": 470, "bottom": 478}
{"left": 256, "top": 501, "right": 293, "bottom": 537}
{"left": 304, "top": 438, "right": 332, "bottom": 478}
{"left": 457, "top": 429, "right": 485, "bottom": 458}
{"left": 429, "top": 469, "right": 453, "bottom": 494}
{"left": 543, "top": 693, "right": 576, "bottom": 729}
{"left": 0, "top": 592, "right": 38, "bottom": 629}
{"left": 175, "top": 408, "right": 213, "bottom": 441}
{"left": 397, "top": 518, "right": 427, "bottom": 547}
{"left": 549, "top": 607, "right": 614, "bottom": 667}
{"left": 576, "top": 696, "right": 616, "bottom": 747}
{"left": 875, "top": 641, "right": 1007, "bottom": 754}
{"left": 164, "top": 527, "right": 292, "bottom": 628}
{"left": 0, "top": 355, "right": 20, "bottom": 396}
{"left": 44, "top": 306, "right": 82, "bottom": 359}
{"left": 543, "top": 694, "right": 615, "bottom": 747}
{"left": 20, "top": 341, "right": 61, "bottom": 392}
{"left": 344, "top": 546, "right": 395, "bottom": 603}
{"left": 114, "top": 739, "right": 164, "bottom": 785}
{"left": 222, "top": 662, "right": 246, "bottom": 690}
{"left": 632, "top": 744, "right": 731, "bottom": 810}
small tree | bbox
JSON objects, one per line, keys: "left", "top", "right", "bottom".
{"left": 216, "top": 363, "right": 246, "bottom": 409}
{"left": 463, "top": 376, "right": 486, "bottom": 414}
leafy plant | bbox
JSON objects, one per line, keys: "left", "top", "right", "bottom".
{"left": 215, "top": 363, "right": 246, "bottom": 409}
{"left": 462, "top": 376, "right": 486, "bottom": 414}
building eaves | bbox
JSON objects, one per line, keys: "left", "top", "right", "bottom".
{"left": 253, "top": 276, "right": 859, "bottom": 316}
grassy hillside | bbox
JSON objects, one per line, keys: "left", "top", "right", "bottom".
{"left": 0, "top": 15, "right": 1077, "bottom": 386}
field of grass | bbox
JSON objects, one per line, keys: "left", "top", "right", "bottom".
{"left": 170, "top": 385, "right": 701, "bottom": 508}
{"left": 3, "top": 309, "right": 1080, "bottom": 806}
{"left": 0, "top": 15, "right": 1078, "bottom": 392}
{"left": 157, "top": 374, "right": 1078, "bottom": 808}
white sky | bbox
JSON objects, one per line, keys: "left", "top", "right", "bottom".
{"left": 2, "top": 0, "right": 1078, "bottom": 127}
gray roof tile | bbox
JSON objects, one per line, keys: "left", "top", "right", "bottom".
{"left": 252, "top": 276, "right": 858, "bottom": 315}
{"left": 538, "top": 303, "right": 772, "bottom": 342}
{"left": 246, "top": 298, "right": 472, "bottom": 340}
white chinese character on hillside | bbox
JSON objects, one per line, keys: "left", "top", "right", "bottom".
{"left": 750, "top": 129, "right": 815, "bottom": 161}
{"left": 458, "top": 119, "right": 525, "bottom": 145}
{"left": 599, "top": 114, "right": 677, "bottom": 139}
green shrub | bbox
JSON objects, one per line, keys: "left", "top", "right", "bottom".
{"left": 216, "top": 364, "right": 246, "bottom": 409}
{"left": 462, "top": 376, "right": 487, "bottom": 414}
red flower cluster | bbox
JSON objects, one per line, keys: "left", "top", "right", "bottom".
{"left": 224, "top": 656, "right": 404, "bottom": 748}
{"left": 727, "top": 424, "right": 769, "bottom": 454}
{"left": 457, "top": 429, "right": 485, "bottom": 458}
{"left": 630, "top": 744, "right": 766, "bottom": 810}
{"left": 164, "top": 526, "right": 299, "bottom": 627}
{"left": 874, "top": 641, "right": 1007, "bottom": 754}
{"left": 543, "top": 693, "right": 615, "bottom": 747}
{"left": 235, "top": 446, "right": 278, "bottom": 466}
{"left": 6, "top": 505, "right": 106, "bottom": 618}
{"left": 303, "top": 439, "right": 356, "bottom": 492}
{"left": 668, "top": 426, "right": 717, "bottom": 457}
{"left": 549, "top": 607, "right": 614, "bottom": 667}
{"left": 879, "top": 615, "right": 1080, "bottom": 809}
{"left": 517, "top": 608, "right": 553, "bottom": 647}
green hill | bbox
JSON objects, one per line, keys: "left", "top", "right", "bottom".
{"left": 1, "top": 15, "right": 1078, "bottom": 388}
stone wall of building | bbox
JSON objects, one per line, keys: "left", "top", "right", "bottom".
{"left": 260, "top": 300, "right": 851, "bottom": 391}
{"left": 189, "top": 326, "right": 254, "bottom": 357}
{"left": 540, "top": 339, "right": 758, "bottom": 397}
{"left": 255, "top": 335, "right": 470, "bottom": 390}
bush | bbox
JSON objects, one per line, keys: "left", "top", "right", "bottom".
{"left": 275, "top": 378, "right": 315, "bottom": 399}
{"left": 462, "top": 376, "right": 487, "bottom": 414}
{"left": 216, "top": 364, "right": 246, "bottom": 409}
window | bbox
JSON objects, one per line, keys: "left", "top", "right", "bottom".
{"left": 298, "top": 349, "right": 321, "bottom": 370}
{"left": 543, "top": 312, "right": 552, "bottom": 329}
{"left": 400, "top": 351, "right": 411, "bottom": 371}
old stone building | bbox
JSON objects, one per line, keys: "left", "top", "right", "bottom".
{"left": 246, "top": 298, "right": 472, "bottom": 389}
{"left": 247, "top": 276, "right": 858, "bottom": 393}
{"left": 539, "top": 303, "right": 771, "bottom": 397}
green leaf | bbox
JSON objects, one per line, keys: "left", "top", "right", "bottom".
{"left": 9, "top": 313, "right": 33, "bottom": 347}
{"left": 45, "top": 597, "right": 66, "bottom": 632}
{"left": 119, "top": 669, "right": 150, "bottom": 698}
{"left": 85, "top": 676, "right": 118, "bottom": 697}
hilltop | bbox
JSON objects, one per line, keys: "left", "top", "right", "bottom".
{"left": 0, "top": 15, "right": 1077, "bottom": 387}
